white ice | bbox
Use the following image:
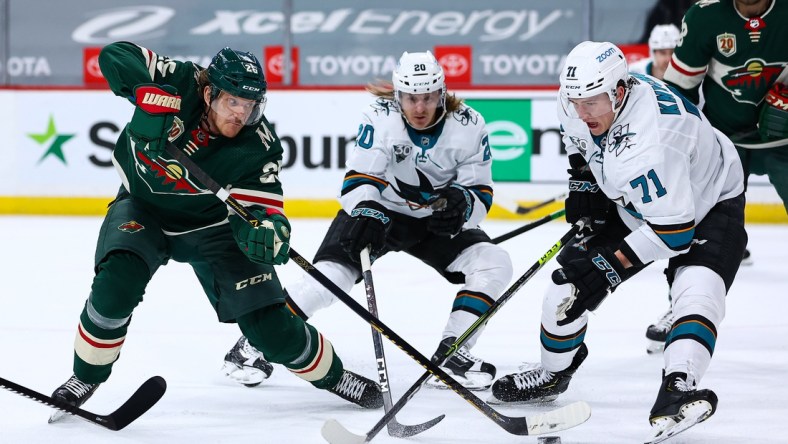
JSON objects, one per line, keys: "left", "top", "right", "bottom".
{"left": 0, "top": 217, "right": 786, "bottom": 444}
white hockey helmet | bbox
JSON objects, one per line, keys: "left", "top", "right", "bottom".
{"left": 648, "top": 24, "right": 680, "bottom": 53}
{"left": 392, "top": 51, "right": 446, "bottom": 95}
{"left": 559, "top": 41, "right": 629, "bottom": 117}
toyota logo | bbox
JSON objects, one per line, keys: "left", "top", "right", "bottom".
{"left": 86, "top": 54, "right": 103, "bottom": 78}
{"left": 267, "top": 54, "right": 296, "bottom": 77}
{"left": 439, "top": 54, "right": 469, "bottom": 77}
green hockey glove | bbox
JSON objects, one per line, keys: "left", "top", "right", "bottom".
{"left": 128, "top": 84, "right": 181, "bottom": 158}
{"left": 759, "top": 82, "right": 788, "bottom": 141}
{"left": 230, "top": 208, "right": 291, "bottom": 265}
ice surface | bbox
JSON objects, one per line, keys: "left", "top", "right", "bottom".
{"left": 1, "top": 217, "right": 786, "bottom": 443}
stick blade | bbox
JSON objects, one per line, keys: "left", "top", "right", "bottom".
{"left": 104, "top": 376, "right": 167, "bottom": 431}
{"left": 526, "top": 401, "right": 592, "bottom": 435}
{"left": 387, "top": 413, "right": 446, "bottom": 438}
{"left": 321, "top": 419, "right": 368, "bottom": 444}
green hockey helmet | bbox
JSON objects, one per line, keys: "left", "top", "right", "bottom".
{"left": 206, "top": 48, "right": 267, "bottom": 125}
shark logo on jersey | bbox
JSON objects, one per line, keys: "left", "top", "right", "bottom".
{"left": 393, "top": 169, "right": 438, "bottom": 208}
{"left": 606, "top": 124, "right": 636, "bottom": 156}
{"left": 454, "top": 106, "right": 478, "bottom": 126}
{"left": 371, "top": 98, "right": 395, "bottom": 116}
{"left": 393, "top": 144, "right": 412, "bottom": 163}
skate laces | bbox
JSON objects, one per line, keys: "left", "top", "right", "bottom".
{"left": 63, "top": 376, "right": 95, "bottom": 397}
{"left": 654, "top": 309, "right": 675, "bottom": 330}
{"left": 512, "top": 367, "right": 554, "bottom": 390}
{"left": 240, "top": 338, "right": 265, "bottom": 360}
{"left": 333, "top": 372, "right": 367, "bottom": 400}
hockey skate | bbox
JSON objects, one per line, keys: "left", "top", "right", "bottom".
{"left": 327, "top": 369, "right": 383, "bottom": 409}
{"left": 222, "top": 336, "right": 274, "bottom": 388}
{"left": 48, "top": 375, "right": 100, "bottom": 424}
{"left": 645, "top": 372, "right": 718, "bottom": 443}
{"left": 646, "top": 308, "right": 675, "bottom": 354}
{"left": 488, "top": 342, "right": 588, "bottom": 404}
{"left": 426, "top": 337, "right": 496, "bottom": 391}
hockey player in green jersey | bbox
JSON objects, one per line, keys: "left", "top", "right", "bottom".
{"left": 648, "top": 0, "right": 788, "bottom": 353}
{"left": 48, "top": 42, "right": 383, "bottom": 422}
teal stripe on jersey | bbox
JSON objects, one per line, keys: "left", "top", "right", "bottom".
{"left": 540, "top": 325, "right": 586, "bottom": 353}
{"left": 666, "top": 317, "right": 716, "bottom": 354}
{"left": 656, "top": 227, "right": 695, "bottom": 250}
{"left": 451, "top": 292, "right": 493, "bottom": 316}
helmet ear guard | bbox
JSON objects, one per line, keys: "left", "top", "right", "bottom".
{"left": 206, "top": 48, "right": 267, "bottom": 126}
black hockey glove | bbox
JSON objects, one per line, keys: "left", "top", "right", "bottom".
{"left": 552, "top": 246, "right": 628, "bottom": 326}
{"left": 427, "top": 184, "right": 473, "bottom": 236}
{"left": 565, "top": 154, "right": 611, "bottom": 235}
{"left": 339, "top": 200, "right": 392, "bottom": 261}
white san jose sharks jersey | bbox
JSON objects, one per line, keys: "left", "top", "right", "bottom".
{"left": 559, "top": 73, "right": 744, "bottom": 265}
{"left": 340, "top": 98, "right": 494, "bottom": 228}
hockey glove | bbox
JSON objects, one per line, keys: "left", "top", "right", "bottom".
{"left": 427, "top": 184, "right": 473, "bottom": 236}
{"left": 552, "top": 246, "right": 627, "bottom": 326}
{"left": 339, "top": 200, "right": 392, "bottom": 260}
{"left": 128, "top": 84, "right": 181, "bottom": 158}
{"left": 759, "top": 82, "right": 788, "bottom": 141}
{"left": 565, "top": 154, "right": 611, "bottom": 235}
{"left": 230, "top": 208, "right": 291, "bottom": 265}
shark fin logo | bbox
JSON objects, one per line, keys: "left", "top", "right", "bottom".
{"left": 393, "top": 169, "right": 438, "bottom": 208}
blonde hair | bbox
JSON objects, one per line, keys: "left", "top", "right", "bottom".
{"left": 365, "top": 79, "right": 463, "bottom": 113}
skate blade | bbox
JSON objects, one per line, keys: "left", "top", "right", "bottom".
{"left": 48, "top": 409, "right": 67, "bottom": 424}
{"left": 425, "top": 372, "right": 492, "bottom": 391}
{"left": 644, "top": 400, "right": 713, "bottom": 443}
{"left": 646, "top": 340, "right": 665, "bottom": 354}
{"left": 221, "top": 362, "right": 265, "bottom": 387}
{"left": 486, "top": 393, "right": 559, "bottom": 405}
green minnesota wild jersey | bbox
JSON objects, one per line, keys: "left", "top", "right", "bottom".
{"left": 99, "top": 42, "right": 284, "bottom": 233}
{"left": 664, "top": 0, "right": 788, "bottom": 144}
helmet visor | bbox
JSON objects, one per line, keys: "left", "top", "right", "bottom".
{"left": 210, "top": 90, "right": 266, "bottom": 126}
{"left": 560, "top": 92, "right": 615, "bottom": 119}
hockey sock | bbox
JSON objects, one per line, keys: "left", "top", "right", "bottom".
{"left": 74, "top": 251, "right": 150, "bottom": 384}
{"left": 238, "top": 305, "right": 344, "bottom": 389}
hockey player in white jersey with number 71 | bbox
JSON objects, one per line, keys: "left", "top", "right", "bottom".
{"left": 488, "top": 41, "right": 747, "bottom": 443}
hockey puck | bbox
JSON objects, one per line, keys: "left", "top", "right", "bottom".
{"left": 537, "top": 437, "right": 562, "bottom": 444}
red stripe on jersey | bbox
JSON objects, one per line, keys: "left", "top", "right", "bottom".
{"left": 78, "top": 324, "right": 125, "bottom": 349}
{"left": 230, "top": 193, "right": 284, "bottom": 209}
{"left": 670, "top": 59, "right": 706, "bottom": 77}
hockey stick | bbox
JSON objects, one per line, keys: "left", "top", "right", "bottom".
{"left": 491, "top": 208, "right": 565, "bottom": 245}
{"left": 322, "top": 218, "right": 590, "bottom": 443}
{"left": 1, "top": 375, "right": 165, "bottom": 431}
{"left": 360, "top": 246, "right": 445, "bottom": 437}
{"left": 515, "top": 192, "right": 567, "bottom": 215}
{"left": 163, "top": 142, "right": 591, "bottom": 437}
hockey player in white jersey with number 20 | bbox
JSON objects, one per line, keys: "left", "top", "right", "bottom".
{"left": 223, "top": 51, "right": 512, "bottom": 391}
{"left": 489, "top": 41, "right": 747, "bottom": 443}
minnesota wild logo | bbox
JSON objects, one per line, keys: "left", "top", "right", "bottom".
{"left": 721, "top": 58, "right": 784, "bottom": 105}
{"left": 118, "top": 220, "right": 145, "bottom": 233}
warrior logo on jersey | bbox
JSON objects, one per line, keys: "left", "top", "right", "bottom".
{"left": 394, "top": 169, "right": 438, "bottom": 208}
{"left": 722, "top": 59, "right": 785, "bottom": 105}
{"left": 393, "top": 144, "right": 412, "bottom": 163}
{"left": 606, "top": 124, "right": 636, "bottom": 156}
{"left": 118, "top": 220, "right": 145, "bottom": 233}
{"left": 716, "top": 33, "right": 736, "bottom": 57}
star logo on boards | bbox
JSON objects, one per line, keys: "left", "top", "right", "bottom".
{"left": 27, "top": 115, "right": 76, "bottom": 165}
